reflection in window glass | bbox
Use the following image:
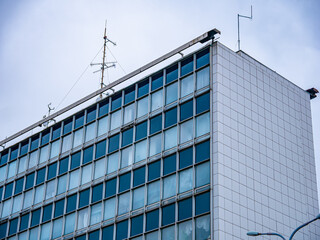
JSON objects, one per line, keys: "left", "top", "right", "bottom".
{"left": 73, "top": 128, "right": 83, "bottom": 147}
{"left": 196, "top": 112, "right": 210, "bottom": 137}
{"left": 90, "top": 203, "right": 101, "bottom": 225}
{"left": 29, "top": 151, "right": 38, "bottom": 168}
{"left": 134, "top": 140, "right": 147, "bottom": 163}
{"left": 52, "top": 218, "right": 63, "bottom": 239}
{"left": 111, "top": 93, "right": 122, "bottom": 111}
{"left": 147, "top": 180, "right": 160, "bottom": 204}
{"left": 12, "top": 194, "right": 22, "bottom": 213}
{"left": 18, "top": 155, "right": 27, "bottom": 174}
{"left": 121, "top": 146, "right": 133, "bottom": 169}
{"left": 151, "top": 72, "right": 163, "bottom": 91}
{"left": 166, "top": 64, "right": 178, "bottom": 84}
{"left": 124, "top": 104, "right": 135, "bottom": 124}
{"left": 69, "top": 169, "right": 79, "bottom": 190}
{"left": 118, "top": 192, "right": 130, "bottom": 215}
{"left": 179, "top": 168, "right": 193, "bottom": 193}
{"left": 45, "top": 179, "right": 56, "bottom": 199}
{"left": 166, "top": 82, "right": 178, "bottom": 105}
{"left": 164, "top": 127, "right": 177, "bottom": 150}
{"left": 110, "top": 110, "right": 121, "bottom": 130}
{"left": 77, "top": 208, "right": 89, "bottom": 230}
{"left": 146, "top": 231, "right": 158, "bottom": 240}
{"left": 57, "top": 175, "right": 67, "bottom": 195}
{"left": 85, "top": 122, "right": 96, "bottom": 142}
{"left": 180, "top": 119, "right": 193, "bottom": 143}
{"left": 7, "top": 160, "right": 17, "bottom": 179}
{"left": 196, "top": 161, "right": 210, "bottom": 187}
{"left": 137, "top": 96, "right": 148, "bottom": 118}
{"left": 19, "top": 231, "right": 28, "bottom": 239}
{"left": 1, "top": 199, "right": 12, "bottom": 217}
{"left": 178, "top": 220, "right": 192, "bottom": 240}
{"left": 75, "top": 113, "right": 84, "bottom": 129}
{"left": 98, "top": 116, "right": 108, "bottom": 136}
{"left": 64, "top": 213, "right": 75, "bottom": 234}
{"left": 196, "top": 215, "right": 210, "bottom": 239}
{"left": 151, "top": 90, "right": 163, "bottom": 111}
{"left": 50, "top": 140, "right": 60, "bottom": 159}
{"left": 149, "top": 134, "right": 161, "bottom": 156}
{"left": 63, "top": 118, "right": 73, "bottom": 135}
{"left": 124, "top": 87, "right": 135, "bottom": 104}
{"left": 196, "top": 48, "right": 209, "bottom": 68}
{"left": 29, "top": 227, "right": 39, "bottom": 240}
{"left": 196, "top": 66, "right": 210, "bottom": 90}
{"left": 0, "top": 166, "right": 6, "bottom": 182}
{"left": 86, "top": 107, "right": 96, "bottom": 123}
{"left": 34, "top": 185, "right": 44, "bottom": 204}
{"left": 23, "top": 190, "right": 33, "bottom": 209}
{"left": 162, "top": 226, "right": 175, "bottom": 240}
{"left": 107, "top": 152, "right": 118, "bottom": 174}
{"left": 81, "top": 164, "right": 92, "bottom": 185}
{"left": 40, "top": 222, "right": 50, "bottom": 240}
{"left": 62, "top": 134, "right": 72, "bottom": 153}
{"left": 138, "top": 79, "right": 149, "bottom": 98}
{"left": 104, "top": 197, "right": 116, "bottom": 220}
{"left": 39, "top": 146, "right": 49, "bottom": 164}
{"left": 133, "top": 186, "right": 145, "bottom": 210}
{"left": 181, "top": 75, "right": 194, "bottom": 97}
{"left": 163, "top": 174, "right": 176, "bottom": 199}
{"left": 94, "top": 158, "right": 105, "bottom": 179}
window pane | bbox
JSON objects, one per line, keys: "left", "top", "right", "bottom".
{"left": 180, "top": 119, "right": 193, "bottom": 143}
{"left": 124, "top": 86, "right": 135, "bottom": 104}
{"left": 20, "top": 213, "right": 29, "bottom": 231}
{"left": 50, "top": 140, "right": 60, "bottom": 159}
{"left": 111, "top": 93, "right": 122, "bottom": 111}
{"left": 151, "top": 89, "right": 163, "bottom": 111}
{"left": 179, "top": 147, "right": 193, "bottom": 169}
{"left": 102, "top": 225, "right": 114, "bottom": 240}
{"left": 73, "top": 128, "right": 84, "bottom": 147}
{"left": 10, "top": 146, "right": 19, "bottom": 161}
{"left": 108, "top": 134, "right": 119, "bottom": 153}
{"left": 147, "top": 180, "right": 160, "bottom": 204}
{"left": 105, "top": 178, "right": 117, "bottom": 198}
{"left": 135, "top": 140, "right": 147, "bottom": 162}
{"left": 92, "top": 183, "right": 103, "bottom": 203}
{"left": 166, "top": 64, "right": 178, "bottom": 84}
{"left": 81, "top": 164, "right": 92, "bottom": 185}
{"left": 107, "top": 152, "right": 118, "bottom": 173}
{"left": 118, "top": 192, "right": 130, "bottom": 215}
{"left": 110, "top": 110, "right": 121, "bottom": 130}
{"left": 90, "top": 202, "right": 102, "bottom": 225}
{"left": 40, "top": 222, "right": 50, "bottom": 240}
{"left": 124, "top": 104, "right": 134, "bottom": 124}
{"left": 121, "top": 146, "right": 133, "bottom": 169}
{"left": 86, "top": 107, "right": 97, "bottom": 123}
{"left": 162, "top": 204, "right": 175, "bottom": 226}
{"left": 77, "top": 207, "right": 89, "bottom": 229}
{"left": 180, "top": 99, "right": 193, "bottom": 121}
{"left": 23, "top": 190, "right": 33, "bottom": 209}
{"left": 164, "top": 126, "right": 177, "bottom": 150}
{"left": 89, "top": 230, "right": 99, "bottom": 240}
{"left": 148, "top": 160, "right": 160, "bottom": 181}
{"left": 42, "top": 204, "right": 52, "bottom": 222}
{"left": 75, "top": 112, "right": 84, "bottom": 129}
{"left": 45, "top": 179, "right": 56, "bottom": 199}
{"left": 96, "top": 140, "right": 106, "bottom": 159}
{"left": 31, "top": 136, "right": 40, "bottom": 151}
{"left": 62, "top": 134, "right": 72, "bottom": 153}
{"left": 122, "top": 128, "right": 133, "bottom": 147}
{"left": 52, "top": 124, "right": 61, "bottom": 140}
{"left": 131, "top": 215, "right": 143, "bottom": 236}
{"left": 146, "top": 231, "right": 158, "bottom": 240}
{"left": 181, "top": 75, "right": 194, "bottom": 98}
{"left": 4, "top": 182, "right": 13, "bottom": 199}
{"left": 165, "top": 107, "right": 177, "bottom": 128}
{"left": 79, "top": 189, "right": 90, "bottom": 208}
{"left": 138, "top": 79, "right": 149, "bottom": 98}
{"left": 135, "top": 121, "right": 147, "bottom": 141}
{"left": 66, "top": 194, "right": 77, "bottom": 213}
{"left": 59, "top": 157, "right": 69, "bottom": 175}
{"left": 104, "top": 197, "right": 116, "bottom": 220}
{"left": 83, "top": 146, "right": 93, "bottom": 164}
{"left": 0, "top": 166, "right": 6, "bottom": 182}
{"left": 18, "top": 155, "right": 27, "bottom": 174}
{"left": 94, "top": 158, "right": 106, "bottom": 179}
{"left": 196, "top": 92, "right": 210, "bottom": 114}
{"left": 85, "top": 122, "right": 96, "bottom": 142}
{"left": 137, "top": 96, "right": 148, "bottom": 118}
{"left": 196, "top": 112, "right": 210, "bottom": 137}
{"left": 179, "top": 168, "right": 193, "bottom": 193}
{"left": 52, "top": 218, "right": 63, "bottom": 239}
{"left": 69, "top": 169, "right": 79, "bottom": 190}
{"left": 166, "top": 82, "right": 178, "bottom": 105}
{"left": 149, "top": 134, "right": 162, "bottom": 156}
{"left": 132, "top": 186, "right": 145, "bottom": 210}
{"left": 181, "top": 57, "right": 193, "bottom": 77}
{"left": 47, "top": 162, "right": 57, "bottom": 180}
{"left": 195, "top": 191, "right": 210, "bottom": 216}
{"left": 99, "top": 99, "right": 109, "bottom": 117}
{"left": 71, "top": 151, "right": 81, "bottom": 170}
{"left": 116, "top": 220, "right": 128, "bottom": 240}
{"left": 54, "top": 199, "right": 65, "bottom": 218}
{"left": 1, "top": 199, "right": 12, "bottom": 217}
{"left": 41, "top": 130, "right": 50, "bottom": 146}
{"left": 7, "top": 160, "right": 17, "bottom": 179}
{"left": 29, "top": 150, "right": 38, "bottom": 168}
{"left": 178, "top": 220, "right": 192, "bottom": 240}
{"left": 162, "top": 226, "right": 175, "bottom": 240}
{"left": 119, "top": 172, "right": 131, "bottom": 193}
{"left": 178, "top": 197, "right": 192, "bottom": 220}
{"left": 39, "top": 145, "right": 49, "bottom": 164}
{"left": 146, "top": 209, "right": 159, "bottom": 231}
{"left": 29, "top": 227, "right": 39, "bottom": 240}
{"left": 133, "top": 166, "right": 145, "bottom": 187}
{"left": 196, "top": 48, "right": 209, "bottom": 68}
{"left": 63, "top": 118, "right": 73, "bottom": 135}
{"left": 196, "top": 161, "right": 210, "bottom": 187}
{"left": 36, "top": 168, "right": 46, "bottom": 185}
{"left": 196, "top": 140, "right": 210, "bottom": 163}
{"left": 196, "top": 66, "right": 210, "bottom": 90}
{"left": 20, "top": 141, "right": 29, "bottom": 156}
{"left": 64, "top": 213, "right": 75, "bottom": 234}
{"left": 25, "top": 172, "right": 35, "bottom": 190}
{"left": 34, "top": 185, "right": 44, "bottom": 204}
{"left": 196, "top": 215, "right": 210, "bottom": 239}
{"left": 57, "top": 174, "right": 67, "bottom": 195}
{"left": 98, "top": 116, "right": 108, "bottom": 136}
{"left": 31, "top": 209, "right": 41, "bottom": 227}
{"left": 152, "top": 72, "right": 163, "bottom": 91}
{"left": 12, "top": 194, "right": 22, "bottom": 213}
{"left": 15, "top": 177, "right": 24, "bottom": 194}
{"left": 163, "top": 174, "right": 176, "bottom": 199}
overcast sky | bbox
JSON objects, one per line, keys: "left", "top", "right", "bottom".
{"left": 0, "top": 0, "right": 320, "bottom": 205}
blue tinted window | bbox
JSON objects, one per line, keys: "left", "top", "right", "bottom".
{"left": 138, "top": 79, "right": 149, "bottom": 98}
{"left": 54, "top": 199, "right": 65, "bottom": 217}
{"left": 75, "top": 112, "right": 84, "bottom": 129}
{"left": 179, "top": 147, "right": 193, "bottom": 169}
{"left": 0, "top": 186, "right": 2, "bottom": 201}
{"left": 9, "top": 218, "right": 18, "bottom": 236}
{"left": 10, "top": 145, "right": 19, "bottom": 161}
{"left": 178, "top": 197, "right": 192, "bottom": 220}
{"left": 163, "top": 154, "right": 176, "bottom": 175}
{"left": 4, "top": 182, "right": 13, "bottom": 199}
{"left": 131, "top": 215, "right": 143, "bottom": 236}
{"left": 108, "top": 134, "right": 119, "bottom": 153}
{"left": 52, "top": 124, "right": 61, "bottom": 140}
{"left": 76, "top": 235, "right": 86, "bottom": 240}
{"left": 133, "top": 167, "right": 145, "bottom": 187}
{"left": 102, "top": 225, "right": 114, "bottom": 240}
{"left": 59, "top": 157, "right": 69, "bottom": 175}
{"left": 148, "top": 161, "right": 160, "bottom": 181}
{"left": 150, "top": 115, "right": 162, "bottom": 134}
{"left": 87, "top": 106, "right": 97, "bottom": 123}
{"left": 30, "top": 135, "right": 39, "bottom": 151}
{"left": 20, "top": 141, "right": 29, "bottom": 156}
{"left": 79, "top": 188, "right": 90, "bottom": 208}
{"left": 195, "top": 192, "right": 210, "bottom": 215}
{"left": 47, "top": 162, "right": 57, "bottom": 180}
{"left": 196, "top": 92, "right": 210, "bottom": 114}
{"left": 162, "top": 203, "right": 175, "bottom": 226}
{"left": 146, "top": 209, "right": 159, "bottom": 231}
{"left": 124, "top": 86, "right": 135, "bottom": 104}
{"left": 181, "top": 57, "right": 193, "bottom": 77}
{"left": 31, "top": 209, "right": 41, "bottom": 227}
{"left": 166, "top": 64, "right": 178, "bottom": 84}
{"left": 105, "top": 178, "right": 117, "bottom": 198}
{"left": 89, "top": 230, "right": 100, "bottom": 240}
{"left": 180, "top": 100, "right": 193, "bottom": 121}
{"left": 96, "top": 140, "right": 106, "bottom": 159}
{"left": 66, "top": 194, "right": 77, "bottom": 213}
{"left": 165, "top": 107, "right": 177, "bottom": 128}
{"left": 36, "top": 168, "right": 45, "bottom": 185}
{"left": 0, "top": 222, "right": 7, "bottom": 239}
{"left": 20, "top": 213, "right": 29, "bottom": 231}
{"left": 152, "top": 72, "right": 163, "bottom": 91}
{"left": 14, "top": 177, "right": 24, "bottom": 194}
{"left": 41, "top": 129, "right": 50, "bottom": 146}
{"left": 0, "top": 150, "right": 8, "bottom": 165}
{"left": 111, "top": 93, "right": 122, "bottom": 111}
{"left": 122, "top": 128, "right": 133, "bottom": 147}
{"left": 135, "top": 121, "right": 147, "bottom": 141}
{"left": 71, "top": 151, "right": 81, "bottom": 170}
{"left": 63, "top": 118, "right": 73, "bottom": 135}
{"left": 196, "top": 48, "right": 210, "bottom": 68}
{"left": 83, "top": 146, "right": 93, "bottom": 164}
{"left": 99, "top": 99, "right": 109, "bottom": 117}
{"left": 42, "top": 204, "right": 53, "bottom": 222}
{"left": 25, "top": 173, "right": 35, "bottom": 190}
{"left": 196, "top": 140, "right": 210, "bottom": 163}
{"left": 92, "top": 183, "right": 103, "bottom": 203}
{"left": 119, "top": 172, "right": 131, "bottom": 193}
{"left": 116, "top": 220, "right": 128, "bottom": 240}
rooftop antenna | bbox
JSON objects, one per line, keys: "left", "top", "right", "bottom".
{"left": 237, "top": 5, "right": 253, "bottom": 51}
{"left": 42, "top": 103, "right": 56, "bottom": 127}
{"left": 91, "top": 20, "right": 117, "bottom": 98}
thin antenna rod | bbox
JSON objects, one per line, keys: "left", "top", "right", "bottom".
{"left": 100, "top": 21, "right": 107, "bottom": 97}
{"left": 237, "top": 5, "right": 253, "bottom": 51}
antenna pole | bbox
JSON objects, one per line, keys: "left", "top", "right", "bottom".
{"left": 237, "top": 5, "right": 253, "bottom": 51}
{"left": 100, "top": 23, "right": 107, "bottom": 98}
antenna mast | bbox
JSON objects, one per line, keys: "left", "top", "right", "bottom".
{"left": 237, "top": 6, "right": 253, "bottom": 51}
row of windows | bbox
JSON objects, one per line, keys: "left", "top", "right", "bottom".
{"left": 0, "top": 47, "right": 210, "bottom": 167}
{"left": 0, "top": 191, "right": 210, "bottom": 240}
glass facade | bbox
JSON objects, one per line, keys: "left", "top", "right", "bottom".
{"left": 0, "top": 46, "right": 211, "bottom": 240}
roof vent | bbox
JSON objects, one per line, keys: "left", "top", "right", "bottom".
{"left": 306, "top": 88, "right": 319, "bottom": 99}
